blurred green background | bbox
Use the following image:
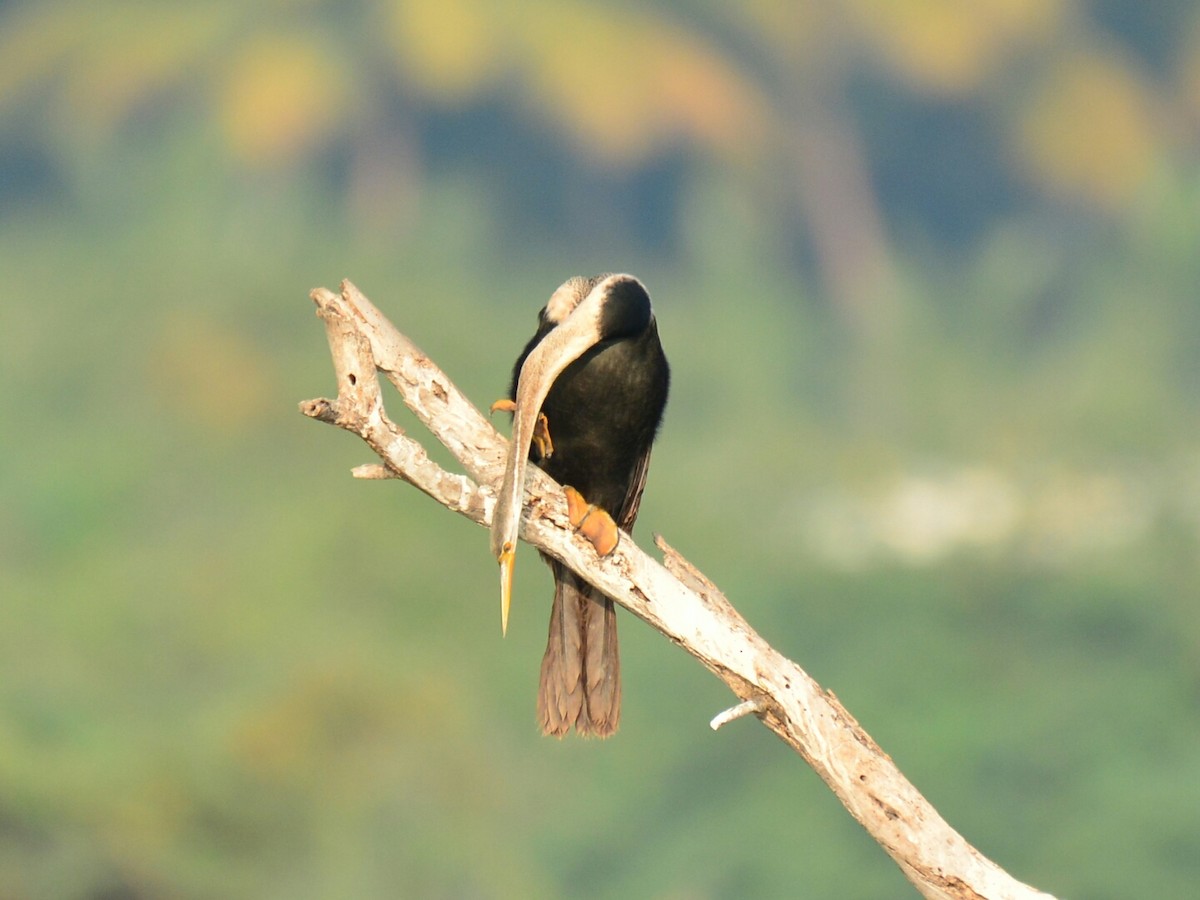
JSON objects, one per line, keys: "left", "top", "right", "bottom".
{"left": 2, "top": 1, "right": 1199, "bottom": 897}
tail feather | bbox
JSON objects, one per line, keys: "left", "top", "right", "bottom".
{"left": 537, "top": 562, "right": 621, "bottom": 737}
{"left": 537, "top": 566, "right": 585, "bottom": 734}
{"left": 583, "top": 590, "right": 620, "bottom": 735}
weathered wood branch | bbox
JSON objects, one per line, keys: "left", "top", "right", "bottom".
{"left": 300, "top": 280, "right": 1055, "bottom": 900}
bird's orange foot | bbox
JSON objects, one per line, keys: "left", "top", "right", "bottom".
{"left": 564, "top": 486, "right": 619, "bottom": 557}
{"left": 490, "top": 399, "right": 553, "bottom": 459}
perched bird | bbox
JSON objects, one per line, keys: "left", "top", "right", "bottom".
{"left": 490, "top": 274, "right": 669, "bottom": 737}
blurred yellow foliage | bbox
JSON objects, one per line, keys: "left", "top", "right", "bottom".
{"left": 0, "top": 5, "right": 90, "bottom": 105}
{"left": 59, "top": 8, "right": 232, "bottom": 137}
{"left": 380, "top": 0, "right": 768, "bottom": 164}
{"left": 387, "top": 0, "right": 501, "bottom": 103}
{"left": 517, "top": 0, "right": 767, "bottom": 164}
{"left": 0, "top": 0, "right": 1187, "bottom": 218}
{"left": 218, "top": 33, "right": 350, "bottom": 165}
{"left": 843, "top": 0, "right": 1065, "bottom": 95}
{"left": 733, "top": 0, "right": 835, "bottom": 68}
{"left": 655, "top": 28, "right": 770, "bottom": 160}
{"left": 1017, "top": 50, "right": 1160, "bottom": 208}
{"left": 0, "top": 5, "right": 230, "bottom": 141}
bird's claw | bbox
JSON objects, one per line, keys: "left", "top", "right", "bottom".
{"left": 490, "top": 398, "right": 553, "bottom": 459}
{"left": 564, "top": 486, "right": 619, "bottom": 557}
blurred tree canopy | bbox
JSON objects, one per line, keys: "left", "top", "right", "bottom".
{"left": 3, "top": 1, "right": 1196, "bottom": 268}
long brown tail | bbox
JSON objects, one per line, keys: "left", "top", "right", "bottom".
{"left": 536, "top": 562, "right": 620, "bottom": 737}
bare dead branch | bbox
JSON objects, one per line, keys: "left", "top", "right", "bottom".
{"left": 300, "top": 280, "right": 1056, "bottom": 900}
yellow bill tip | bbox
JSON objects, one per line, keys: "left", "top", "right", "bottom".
{"left": 498, "top": 543, "right": 515, "bottom": 636}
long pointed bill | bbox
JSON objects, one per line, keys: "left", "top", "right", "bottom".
{"left": 490, "top": 280, "right": 613, "bottom": 634}
{"left": 498, "top": 544, "right": 514, "bottom": 635}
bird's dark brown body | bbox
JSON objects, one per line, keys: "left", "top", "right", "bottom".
{"left": 505, "top": 275, "right": 669, "bottom": 737}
